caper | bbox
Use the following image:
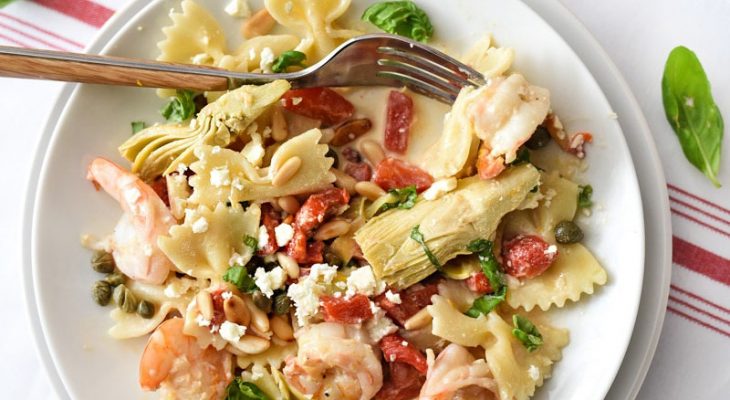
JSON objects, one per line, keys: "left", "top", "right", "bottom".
{"left": 326, "top": 147, "right": 339, "bottom": 168}
{"left": 92, "top": 280, "right": 112, "bottom": 306}
{"left": 137, "top": 300, "right": 155, "bottom": 319}
{"left": 273, "top": 293, "right": 291, "bottom": 315}
{"left": 90, "top": 250, "right": 115, "bottom": 274}
{"left": 554, "top": 220, "right": 584, "bottom": 244}
{"left": 113, "top": 284, "right": 138, "bottom": 313}
{"left": 252, "top": 291, "right": 273, "bottom": 313}
{"left": 525, "top": 125, "right": 551, "bottom": 150}
{"left": 104, "top": 272, "right": 125, "bottom": 287}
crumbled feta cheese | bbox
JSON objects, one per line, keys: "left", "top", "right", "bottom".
{"left": 366, "top": 306, "right": 398, "bottom": 342}
{"left": 232, "top": 177, "right": 245, "bottom": 191}
{"left": 211, "top": 145, "right": 221, "bottom": 154}
{"left": 192, "top": 217, "right": 209, "bottom": 233}
{"left": 257, "top": 225, "right": 270, "bottom": 250}
{"left": 401, "top": 341, "right": 408, "bottom": 346}
{"left": 346, "top": 266, "right": 380, "bottom": 296}
{"left": 224, "top": 0, "right": 251, "bottom": 18}
{"left": 274, "top": 223, "right": 295, "bottom": 247}
{"left": 422, "top": 177, "right": 457, "bottom": 201}
{"left": 385, "top": 290, "right": 402, "bottom": 304}
{"left": 176, "top": 163, "right": 188, "bottom": 174}
{"left": 221, "top": 291, "right": 233, "bottom": 300}
{"left": 287, "top": 263, "right": 338, "bottom": 325}
{"left": 291, "top": 97, "right": 303, "bottom": 105}
{"left": 528, "top": 365, "right": 540, "bottom": 381}
{"left": 335, "top": 281, "right": 347, "bottom": 290}
{"left": 195, "top": 314, "right": 211, "bottom": 327}
{"left": 310, "top": 263, "right": 338, "bottom": 283}
{"left": 544, "top": 245, "right": 558, "bottom": 255}
{"left": 389, "top": 355, "right": 396, "bottom": 362}
{"left": 254, "top": 266, "right": 287, "bottom": 297}
{"left": 209, "top": 166, "right": 231, "bottom": 187}
{"left": 229, "top": 252, "right": 246, "bottom": 266}
{"left": 219, "top": 321, "right": 247, "bottom": 342}
{"left": 259, "top": 47, "right": 275, "bottom": 72}
{"left": 242, "top": 133, "right": 265, "bottom": 166}
{"left": 191, "top": 53, "right": 213, "bottom": 65}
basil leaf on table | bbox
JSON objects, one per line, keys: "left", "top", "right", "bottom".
{"left": 662, "top": 46, "right": 724, "bottom": 187}
{"left": 362, "top": 1, "right": 434, "bottom": 42}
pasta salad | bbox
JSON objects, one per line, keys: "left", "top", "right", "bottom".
{"left": 82, "top": 1, "right": 607, "bottom": 399}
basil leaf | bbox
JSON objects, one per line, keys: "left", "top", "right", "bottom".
{"left": 511, "top": 315, "right": 543, "bottom": 352}
{"left": 362, "top": 1, "right": 433, "bottom": 42}
{"left": 0, "top": 0, "right": 17, "bottom": 8}
{"left": 410, "top": 225, "right": 442, "bottom": 270}
{"left": 131, "top": 121, "right": 146, "bottom": 134}
{"left": 225, "top": 378, "right": 270, "bottom": 400}
{"left": 466, "top": 286, "right": 506, "bottom": 317}
{"left": 243, "top": 235, "right": 258, "bottom": 252}
{"left": 577, "top": 185, "right": 593, "bottom": 208}
{"left": 161, "top": 89, "right": 196, "bottom": 122}
{"left": 465, "top": 239, "right": 506, "bottom": 317}
{"left": 271, "top": 50, "right": 307, "bottom": 73}
{"left": 662, "top": 46, "right": 724, "bottom": 187}
{"left": 378, "top": 185, "right": 418, "bottom": 213}
{"left": 223, "top": 265, "right": 257, "bottom": 292}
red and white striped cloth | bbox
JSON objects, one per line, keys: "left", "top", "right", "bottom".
{"left": 1, "top": 0, "right": 728, "bottom": 398}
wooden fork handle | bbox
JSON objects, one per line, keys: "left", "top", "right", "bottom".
{"left": 0, "top": 46, "right": 230, "bottom": 91}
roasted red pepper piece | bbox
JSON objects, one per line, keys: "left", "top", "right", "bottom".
{"left": 502, "top": 235, "right": 558, "bottom": 279}
{"left": 465, "top": 272, "right": 493, "bottom": 294}
{"left": 321, "top": 294, "right": 374, "bottom": 324}
{"left": 379, "top": 334, "right": 428, "bottom": 374}
{"left": 375, "top": 362, "right": 425, "bottom": 400}
{"left": 281, "top": 88, "right": 355, "bottom": 126}
{"left": 345, "top": 162, "right": 373, "bottom": 181}
{"left": 258, "top": 203, "right": 281, "bottom": 256}
{"left": 285, "top": 188, "right": 350, "bottom": 263}
{"left": 149, "top": 176, "right": 169, "bottom": 207}
{"left": 384, "top": 91, "right": 414, "bottom": 153}
{"left": 375, "top": 281, "right": 439, "bottom": 326}
{"left": 373, "top": 158, "right": 433, "bottom": 193}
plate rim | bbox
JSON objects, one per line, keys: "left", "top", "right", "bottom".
{"left": 20, "top": 1, "right": 670, "bottom": 399}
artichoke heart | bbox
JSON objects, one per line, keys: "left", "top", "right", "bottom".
{"left": 354, "top": 164, "right": 540, "bottom": 289}
{"left": 118, "top": 80, "right": 290, "bottom": 180}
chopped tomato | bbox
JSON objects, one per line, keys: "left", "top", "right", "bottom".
{"left": 258, "top": 203, "right": 281, "bottom": 256}
{"left": 373, "top": 158, "right": 433, "bottom": 193}
{"left": 149, "top": 176, "right": 169, "bottom": 207}
{"left": 285, "top": 188, "right": 350, "bottom": 263}
{"left": 375, "top": 362, "right": 425, "bottom": 400}
{"left": 281, "top": 88, "right": 354, "bottom": 126}
{"left": 384, "top": 91, "right": 414, "bottom": 153}
{"left": 476, "top": 142, "right": 506, "bottom": 180}
{"left": 379, "top": 334, "right": 428, "bottom": 374}
{"left": 465, "top": 272, "right": 493, "bottom": 294}
{"left": 209, "top": 289, "right": 227, "bottom": 327}
{"left": 376, "top": 281, "right": 439, "bottom": 326}
{"left": 502, "top": 235, "right": 558, "bottom": 279}
{"left": 345, "top": 162, "right": 373, "bottom": 181}
{"left": 321, "top": 294, "right": 374, "bottom": 324}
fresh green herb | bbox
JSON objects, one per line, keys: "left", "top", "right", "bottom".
{"left": 410, "top": 225, "right": 441, "bottom": 270}
{"left": 362, "top": 1, "right": 434, "bottom": 42}
{"left": 512, "top": 315, "right": 543, "bottom": 352}
{"left": 131, "top": 121, "right": 146, "bottom": 134}
{"left": 223, "top": 265, "right": 257, "bottom": 292}
{"left": 577, "top": 185, "right": 593, "bottom": 208}
{"left": 509, "top": 147, "right": 531, "bottom": 165}
{"left": 161, "top": 89, "right": 196, "bottom": 122}
{"left": 662, "top": 46, "right": 724, "bottom": 187}
{"left": 243, "top": 235, "right": 258, "bottom": 252}
{"left": 378, "top": 185, "right": 418, "bottom": 213}
{"left": 225, "top": 378, "right": 270, "bottom": 400}
{"left": 271, "top": 50, "right": 307, "bottom": 73}
{"left": 0, "top": 0, "right": 17, "bottom": 8}
{"left": 465, "top": 239, "right": 507, "bottom": 317}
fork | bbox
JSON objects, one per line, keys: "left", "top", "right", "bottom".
{"left": 0, "top": 33, "right": 484, "bottom": 104}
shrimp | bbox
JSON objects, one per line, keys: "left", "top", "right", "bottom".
{"left": 466, "top": 73, "right": 550, "bottom": 179}
{"left": 283, "top": 322, "right": 383, "bottom": 400}
{"left": 420, "top": 344, "right": 498, "bottom": 400}
{"left": 139, "top": 318, "right": 234, "bottom": 399}
{"left": 86, "top": 158, "right": 176, "bottom": 285}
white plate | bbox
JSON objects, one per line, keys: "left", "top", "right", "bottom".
{"left": 22, "top": 0, "right": 659, "bottom": 399}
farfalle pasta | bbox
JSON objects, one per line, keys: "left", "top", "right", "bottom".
{"left": 80, "top": 1, "right": 607, "bottom": 399}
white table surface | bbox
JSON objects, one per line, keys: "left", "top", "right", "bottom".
{"left": 1, "top": 0, "right": 728, "bottom": 399}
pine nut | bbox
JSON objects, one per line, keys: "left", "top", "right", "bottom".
{"left": 278, "top": 196, "right": 300, "bottom": 214}
{"left": 330, "top": 118, "right": 372, "bottom": 146}
{"left": 272, "top": 156, "right": 302, "bottom": 187}
{"left": 228, "top": 335, "right": 271, "bottom": 355}
{"left": 224, "top": 295, "right": 251, "bottom": 327}
{"left": 404, "top": 307, "right": 433, "bottom": 330}
{"left": 360, "top": 139, "right": 385, "bottom": 165}
{"left": 244, "top": 295, "right": 270, "bottom": 333}
{"left": 332, "top": 168, "right": 356, "bottom": 194}
{"left": 313, "top": 219, "right": 351, "bottom": 241}
{"left": 270, "top": 315, "right": 294, "bottom": 341}
{"left": 355, "top": 181, "right": 386, "bottom": 201}
{"left": 196, "top": 291, "right": 214, "bottom": 321}
{"left": 271, "top": 106, "right": 288, "bottom": 142}
{"left": 276, "top": 252, "right": 300, "bottom": 279}
{"left": 241, "top": 9, "right": 276, "bottom": 39}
